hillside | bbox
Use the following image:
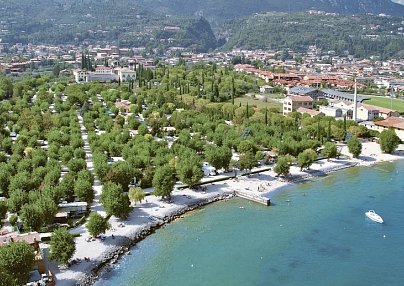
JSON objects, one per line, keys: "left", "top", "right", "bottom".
{"left": 221, "top": 13, "right": 404, "bottom": 58}
{"left": 0, "top": 0, "right": 403, "bottom": 57}
{"left": 139, "top": 0, "right": 404, "bottom": 20}
{"left": 0, "top": 0, "right": 218, "bottom": 51}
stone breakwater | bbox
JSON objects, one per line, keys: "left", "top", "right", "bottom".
{"left": 76, "top": 193, "right": 235, "bottom": 286}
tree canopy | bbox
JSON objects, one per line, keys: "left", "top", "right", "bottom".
{"left": 0, "top": 242, "right": 35, "bottom": 286}
{"left": 100, "top": 182, "right": 131, "bottom": 219}
{"left": 49, "top": 228, "right": 76, "bottom": 265}
{"left": 379, "top": 129, "right": 401, "bottom": 154}
{"left": 86, "top": 213, "right": 110, "bottom": 238}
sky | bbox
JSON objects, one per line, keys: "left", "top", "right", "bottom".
{"left": 392, "top": 0, "right": 404, "bottom": 4}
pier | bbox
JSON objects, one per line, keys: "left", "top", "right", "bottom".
{"left": 235, "top": 190, "right": 270, "bottom": 206}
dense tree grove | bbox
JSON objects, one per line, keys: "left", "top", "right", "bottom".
{"left": 0, "top": 62, "right": 389, "bottom": 282}
{"left": 0, "top": 241, "right": 35, "bottom": 286}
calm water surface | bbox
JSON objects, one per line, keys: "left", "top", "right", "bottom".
{"left": 97, "top": 161, "right": 404, "bottom": 286}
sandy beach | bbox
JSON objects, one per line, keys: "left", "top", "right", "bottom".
{"left": 45, "top": 140, "right": 404, "bottom": 286}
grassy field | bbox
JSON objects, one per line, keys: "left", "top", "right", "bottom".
{"left": 232, "top": 96, "right": 282, "bottom": 111}
{"left": 366, "top": 96, "right": 404, "bottom": 113}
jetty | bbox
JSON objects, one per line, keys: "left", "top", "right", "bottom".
{"left": 235, "top": 190, "right": 270, "bottom": 206}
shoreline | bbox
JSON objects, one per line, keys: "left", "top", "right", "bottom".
{"left": 77, "top": 193, "right": 235, "bottom": 286}
{"left": 47, "top": 141, "right": 404, "bottom": 286}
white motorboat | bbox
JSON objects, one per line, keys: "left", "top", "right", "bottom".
{"left": 365, "top": 210, "right": 384, "bottom": 224}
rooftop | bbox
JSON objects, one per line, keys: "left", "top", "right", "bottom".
{"left": 285, "top": 95, "right": 314, "bottom": 102}
{"left": 374, "top": 117, "right": 404, "bottom": 130}
{"left": 322, "top": 89, "right": 369, "bottom": 102}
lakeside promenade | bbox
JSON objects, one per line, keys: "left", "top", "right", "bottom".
{"left": 47, "top": 141, "right": 404, "bottom": 286}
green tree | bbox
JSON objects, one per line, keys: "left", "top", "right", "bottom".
{"left": 238, "top": 139, "right": 258, "bottom": 154}
{"left": 128, "top": 187, "right": 146, "bottom": 205}
{"left": 67, "top": 158, "right": 87, "bottom": 173}
{"left": 347, "top": 136, "right": 362, "bottom": 158}
{"left": 49, "top": 228, "right": 76, "bottom": 265}
{"left": 274, "top": 155, "right": 292, "bottom": 177}
{"left": 297, "top": 149, "right": 317, "bottom": 170}
{"left": 204, "top": 146, "right": 232, "bottom": 171}
{"left": 238, "top": 151, "right": 257, "bottom": 174}
{"left": 176, "top": 150, "right": 204, "bottom": 188}
{"left": 74, "top": 178, "right": 94, "bottom": 203}
{"left": 20, "top": 203, "right": 43, "bottom": 231}
{"left": 35, "top": 194, "right": 58, "bottom": 226}
{"left": 379, "top": 129, "right": 401, "bottom": 154}
{"left": 103, "top": 161, "right": 134, "bottom": 192}
{"left": 0, "top": 241, "right": 34, "bottom": 286}
{"left": 0, "top": 200, "right": 7, "bottom": 224}
{"left": 9, "top": 214, "right": 18, "bottom": 226}
{"left": 152, "top": 165, "right": 176, "bottom": 198}
{"left": 321, "top": 142, "right": 338, "bottom": 161}
{"left": 86, "top": 212, "right": 110, "bottom": 237}
{"left": 7, "top": 189, "right": 29, "bottom": 213}
{"left": 100, "top": 182, "right": 131, "bottom": 219}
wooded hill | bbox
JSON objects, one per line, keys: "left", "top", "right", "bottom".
{"left": 221, "top": 13, "right": 404, "bottom": 59}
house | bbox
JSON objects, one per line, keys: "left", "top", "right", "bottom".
{"left": 73, "top": 66, "right": 136, "bottom": 83}
{"left": 321, "top": 89, "right": 368, "bottom": 103}
{"left": 118, "top": 67, "right": 136, "bottom": 82}
{"left": 319, "top": 106, "right": 343, "bottom": 118}
{"left": 115, "top": 99, "right": 131, "bottom": 113}
{"left": 356, "top": 104, "right": 380, "bottom": 121}
{"left": 283, "top": 96, "right": 313, "bottom": 115}
{"left": 259, "top": 85, "right": 274, "bottom": 93}
{"left": 288, "top": 86, "right": 324, "bottom": 101}
{"left": 330, "top": 101, "right": 399, "bottom": 121}
{"left": 360, "top": 104, "right": 400, "bottom": 119}
{"left": 373, "top": 117, "right": 404, "bottom": 141}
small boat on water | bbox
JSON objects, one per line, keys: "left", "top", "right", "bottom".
{"left": 365, "top": 210, "right": 384, "bottom": 224}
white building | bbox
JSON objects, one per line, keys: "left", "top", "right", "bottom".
{"left": 73, "top": 66, "right": 136, "bottom": 83}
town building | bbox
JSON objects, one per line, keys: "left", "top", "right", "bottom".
{"left": 73, "top": 66, "right": 136, "bottom": 83}
{"left": 361, "top": 117, "right": 404, "bottom": 141}
{"left": 283, "top": 95, "right": 313, "bottom": 115}
{"left": 288, "top": 86, "right": 324, "bottom": 101}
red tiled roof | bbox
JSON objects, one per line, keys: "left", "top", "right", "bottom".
{"left": 361, "top": 103, "right": 397, "bottom": 114}
{"left": 286, "top": 95, "right": 314, "bottom": 102}
{"left": 375, "top": 117, "right": 404, "bottom": 130}
{"left": 0, "top": 232, "right": 41, "bottom": 246}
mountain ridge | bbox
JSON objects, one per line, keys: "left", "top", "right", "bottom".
{"left": 138, "top": 0, "right": 404, "bottom": 19}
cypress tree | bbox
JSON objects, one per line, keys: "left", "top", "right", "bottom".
{"left": 327, "top": 120, "right": 331, "bottom": 142}
{"left": 343, "top": 114, "right": 347, "bottom": 138}
{"left": 317, "top": 121, "right": 321, "bottom": 142}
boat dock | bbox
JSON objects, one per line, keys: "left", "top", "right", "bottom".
{"left": 235, "top": 190, "right": 270, "bottom": 206}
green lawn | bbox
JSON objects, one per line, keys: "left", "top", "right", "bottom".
{"left": 232, "top": 96, "right": 282, "bottom": 111}
{"left": 365, "top": 96, "right": 404, "bottom": 113}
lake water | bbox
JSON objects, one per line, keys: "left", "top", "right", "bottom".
{"left": 96, "top": 160, "right": 404, "bottom": 286}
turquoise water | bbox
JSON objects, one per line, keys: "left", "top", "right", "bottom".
{"left": 97, "top": 161, "right": 404, "bottom": 286}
